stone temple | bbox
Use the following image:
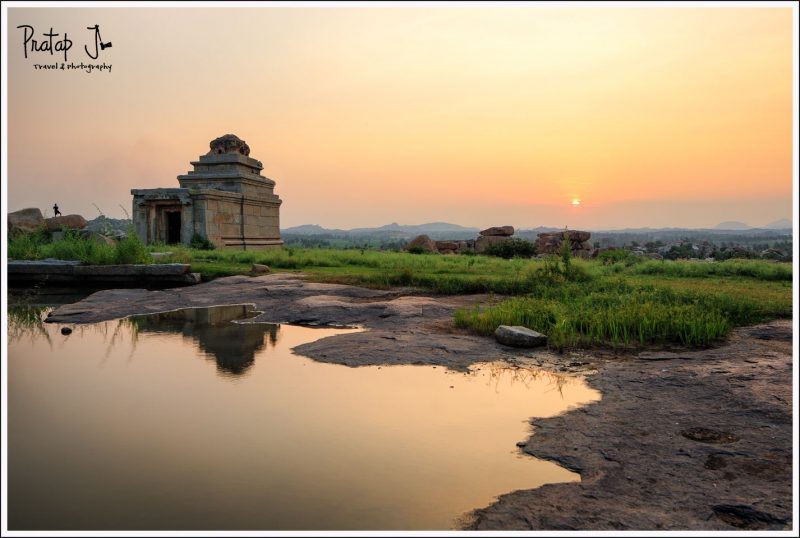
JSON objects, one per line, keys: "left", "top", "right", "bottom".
{"left": 131, "top": 134, "right": 283, "bottom": 249}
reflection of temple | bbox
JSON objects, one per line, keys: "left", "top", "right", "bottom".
{"left": 129, "top": 305, "right": 279, "bottom": 375}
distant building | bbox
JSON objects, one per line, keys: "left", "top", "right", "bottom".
{"left": 131, "top": 134, "right": 283, "bottom": 249}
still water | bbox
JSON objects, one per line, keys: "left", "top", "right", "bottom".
{"left": 8, "top": 304, "right": 600, "bottom": 530}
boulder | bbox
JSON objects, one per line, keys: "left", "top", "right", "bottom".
{"left": 45, "top": 214, "right": 88, "bottom": 231}
{"left": 457, "top": 240, "right": 475, "bottom": 253}
{"left": 79, "top": 230, "right": 115, "bottom": 246}
{"left": 252, "top": 263, "right": 271, "bottom": 274}
{"left": 494, "top": 325, "right": 547, "bottom": 347}
{"left": 760, "top": 248, "right": 787, "bottom": 261}
{"left": 435, "top": 240, "right": 459, "bottom": 251}
{"left": 405, "top": 234, "right": 437, "bottom": 253}
{"left": 8, "top": 208, "right": 44, "bottom": 234}
{"left": 537, "top": 230, "right": 591, "bottom": 243}
{"left": 479, "top": 225, "right": 515, "bottom": 237}
{"left": 535, "top": 230, "right": 591, "bottom": 253}
{"left": 475, "top": 235, "right": 509, "bottom": 253}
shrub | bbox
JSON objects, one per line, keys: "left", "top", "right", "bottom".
{"left": 598, "top": 248, "right": 638, "bottom": 265}
{"left": 114, "top": 229, "right": 150, "bottom": 264}
{"left": 8, "top": 228, "right": 49, "bottom": 260}
{"left": 484, "top": 238, "right": 536, "bottom": 259}
{"left": 189, "top": 233, "right": 215, "bottom": 250}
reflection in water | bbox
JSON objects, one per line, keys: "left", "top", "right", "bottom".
{"left": 8, "top": 304, "right": 601, "bottom": 531}
{"left": 7, "top": 305, "right": 53, "bottom": 344}
{"left": 128, "top": 305, "right": 279, "bottom": 376}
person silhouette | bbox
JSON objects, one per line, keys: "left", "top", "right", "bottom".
{"left": 53, "top": 203, "right": 62, "bottom": 217}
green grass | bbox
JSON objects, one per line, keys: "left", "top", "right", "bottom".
{"left": 9, "top": 237, "right": 792, "bottom": 350}
{"left": 161, "top": 246, "right": 791, "bottom": 350}
{"left": 629, "top": 258, "right": 792, "bottom": 281}
{"left": 453, "top": 277, "right": 790, "bottom": 350}
{"left": 9, "top": 228, "right": 151, "bottom": 265}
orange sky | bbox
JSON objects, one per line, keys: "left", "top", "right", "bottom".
{"left": 5, "top": 7, "right": 794, "bottom": 229}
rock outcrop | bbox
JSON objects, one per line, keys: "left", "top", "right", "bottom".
{"left": 480, "top": 226, "right": 514, "bottom": 237}
{"left": 8, "top": 208, "right": 44, "bottom": 234}
{"left": 435, "top": 240, "right": 459, "bottom": 255}
{"left": 475, "top": 235, "right": 510, "bottom": 253}
{"left": 405, "top": 226, "right": 517, "bottom": 255}
{"left": 45, "top": 214, "right": 88, "bottom": 231}
{"left": 535, "top": 229, "right": 596, "bottom": 259}
{"left": 405, "top": 234, "right": 438, "bottom": 253}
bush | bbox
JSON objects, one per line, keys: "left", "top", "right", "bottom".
{"left": 189, "top": 233, "right": 215, "bottom": 250}
{"left": 114, "top": 229, "right": 150, "bottom": 264}
{"left": 454, "top": 281, "right": 746, "bottom": 350}
{"left": 8, "top": 228, "right": 49, "bottom": 260}
{"left": 484, "top": 238, "right": 536, "bottom": 259}
{"left": 598, "top": 248, "right": 641, "bottom": 266}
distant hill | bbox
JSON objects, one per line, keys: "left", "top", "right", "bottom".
{"left": 86, "top": 215, "right": 132, "bottom": 235}
{"left": 283, "top": 222, "right": 479, "bottom": 235}
{"left": 764, "top": 218, "right": 792, "bottom": 230}
{"left": 714, "top": 221, "right": 752, "bottom": 231}
{"left": 348, "top": 222, "right": 479, "bottom": 234}
{"left": 282, "top": 224, "right": 347, "bottom": 235}
{"left": 518, "top": 226, "right": 563, "bottom": 234}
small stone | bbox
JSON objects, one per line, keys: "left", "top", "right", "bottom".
{"left": 494, "top": 325, "right": 547, "bottom": 347}
{"left": 252, "top": 263, "right": 271, "bottom": 274}
{"left": 60, "top": 327, "right": 72, "bottom": 335}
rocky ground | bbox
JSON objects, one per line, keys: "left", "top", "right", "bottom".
{"left": 44, "top": 273, "right": 794, "bottom": 531}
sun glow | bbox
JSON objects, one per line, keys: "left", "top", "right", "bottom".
{"left": 571, "top": 199, "right": 581, "bottom": 206}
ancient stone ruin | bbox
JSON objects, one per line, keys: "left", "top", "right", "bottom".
{"left": 131, "top": 134, "right": 283, "bottom": 249}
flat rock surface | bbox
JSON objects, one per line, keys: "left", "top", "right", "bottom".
{"left": 44, "top": 274, "right": 793, "bottom": 530}
{"left": 467, "top": 320, "right": 793, "bottom": 530}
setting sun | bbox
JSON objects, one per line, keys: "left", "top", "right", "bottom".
{"left": 571, "top": 199, "right": 581, "bottom": 206}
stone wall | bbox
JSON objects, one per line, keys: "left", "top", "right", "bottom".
{"left": 192, "top": 190, "right": 281, "bottom": 249}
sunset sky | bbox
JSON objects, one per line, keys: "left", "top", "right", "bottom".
{"left": 5, "top": 6, "right": 794, "bottom": 229}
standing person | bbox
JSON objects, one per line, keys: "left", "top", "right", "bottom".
{"left": 53, "top": 203, "right": 61, "bottom": 216}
